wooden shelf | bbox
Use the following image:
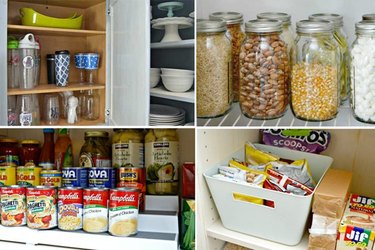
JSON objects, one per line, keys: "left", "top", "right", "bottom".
{"left": 8, "top": 0, "right": 105, "bottom": 9}
{"left": 151, "top": 39, "right": 195, "bottom": 49}
{"left": 8, "top": 83, "right": 105, "bottom": 96}
{"left": 41, "top": 117, "right": 106, "bottom": 126}
{"left": 150, "top": 85, "right": 195, "bottom": 103}
{"left": 8, "top": 25, "right": 106, "bottom": 37}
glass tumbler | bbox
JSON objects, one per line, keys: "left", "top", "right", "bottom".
{"left": 84, "top": 89, "right": 100, "bottom": 120}
{"left": 44, "top": 94, "right": 60, "bottom": 125}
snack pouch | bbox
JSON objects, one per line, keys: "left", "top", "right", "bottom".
{"left": 245, "top": 142, "right": 279, "bottom": 165}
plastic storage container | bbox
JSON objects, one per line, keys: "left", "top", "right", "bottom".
{"left": 203, "top": 143, "right": 333, "bottom": 245}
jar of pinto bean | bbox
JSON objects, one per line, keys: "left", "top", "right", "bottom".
{"left": 239, "top": 19, "right": 289, "bottom": 119}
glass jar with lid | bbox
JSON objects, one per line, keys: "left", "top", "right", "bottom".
{"left": 112, "top": 129, "right": 144, "bottom": 168}
{"left": 362, "top": 14, "right": 375, "bottom": 21}
{"left": 20, "top": 140, "right": 40, "bottom": 167}
{"left": 79, "top": 131, "right": 111, "bottom": 168}
{"left": 291, "top": 20, "right": 339, "bottom": 121}
{"left": 209, "top": 12, "right": 245, "bottom": 102}
{"left": 239, "top": 19, "right": 289, "bottom": 119}
{"left": 0, "top": 138, "right": 19, "bottom": 167}
{"left": 309, "top": 13, "right": 349, "bottom": 104}
{"left": 197, "top": 19, "right": 232, "bottom": 118}
{"left": 350, "top": 21, "right": 375, "bottom": 123}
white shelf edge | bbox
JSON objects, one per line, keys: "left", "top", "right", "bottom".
{"left": 206, "top": 220, "right": 308, "bottom": 250}
{"left": 150, "top": 86, "right": 195, "bottom": 103}
{"left": 151, "top": 39, "right": 195, "bottom": 49}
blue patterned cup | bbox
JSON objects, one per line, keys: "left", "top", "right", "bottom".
{"left": 74, "top": 53, "right": 85, "bottom": 69}
{"left": 83, "top": 53, "right": 100, "bottom": 70}
{"left": 55, "top": 50, "right": 70, "bottom": 87}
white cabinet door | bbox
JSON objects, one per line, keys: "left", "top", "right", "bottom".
{"left": 106, "top": 0, "right": 150, "bottom": 126}
{"left": 0, "top": 0, "right": 7, "bottom": 125}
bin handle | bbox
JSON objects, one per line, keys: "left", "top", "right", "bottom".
{"left": 233, "top": 192, "right": 275, "bottom": 209}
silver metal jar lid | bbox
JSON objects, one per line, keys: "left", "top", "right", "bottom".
{"left": 355, "top": 21, "right": 375, "bottom": 34}
{"left": 309, "top": 13, "right": 344, "bottom": 28}
{"left": 197, "top": 19, "right": 226, "bottom": 33}
{"left": 257, "top": 12, "right": 291, "bottom": 25}
{"left": 362, "top": 14, "right": 375, "bottom": 21}
{"left": 245, "top": 19, "right": 282, "bottom": 33}
{"left": 296, "top": 20, "right": 333, "bottom": 34}
{"left": 209, "top": 12, "right": 244, "bottom": 25}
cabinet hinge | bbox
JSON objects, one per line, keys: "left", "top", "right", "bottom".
{"left": 106, "top": 109, "right": 110, "bottom": 117}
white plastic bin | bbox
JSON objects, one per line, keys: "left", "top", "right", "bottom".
{"left": 203, "top": 143, "right": 333, "bottom": 246}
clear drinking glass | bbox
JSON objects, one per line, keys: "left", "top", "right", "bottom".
{"left": 44, "top": 94, "right": 60, "bottom": 125}
{"left": 84, "top": 89, "right": 100, "bottom": 120}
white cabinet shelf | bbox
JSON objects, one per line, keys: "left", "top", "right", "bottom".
{"left": 151, "top": 86, "right": 195, "bottom": 103}
{"left": 151, "top": 39, "right": 195, "bottom": 49}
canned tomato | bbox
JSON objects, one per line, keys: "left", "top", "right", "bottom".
{"left": 83, "top": 188, "right": 109, "bottom": 233}
{"left": 88, "top": 167, "right": 115, "bottom": 188}
{"left": 0, "top": 166, "right": 16, "bottom": 187}
{"left": 1, "top": 185, "right": 26, "bottom": 226}
{"left": 62, "top": 167, "right": 88, "bottom": 188}
{"left": 109, "top": 188, "right": 139, "bottom": 236}
{"left": 40, "top": 170, "right": 62, "bottom": 187}
{"left": 16, "top": 166, "right": 42, "bottom": 187}
{"left": 58, "top": 187, "right": 83, "bottom": 231}
{"left": 116, "top": 167, "right": 145, "bottom": 212}
{"left": 26, "top": 186, "right": 57, "bottom": 229}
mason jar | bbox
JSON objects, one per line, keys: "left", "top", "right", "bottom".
{"left": 197, "top": 19, "right": 232, "bottom": 118}
{"left": 291, "top": 20, "right": 340, "bottom": 121}
{"left": 209, "top": 12, "right": 245, "bottom": 102}
{"left": 239, "top": 19, "right": 289, "bottom": 119}
{"left": 350, "top": 21, "right": 375, "bottom": 123}
{"left": 309, "top": 13, "right": 349, "bottom": 104}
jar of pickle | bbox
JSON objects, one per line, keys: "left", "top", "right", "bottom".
{"left": 291, "top": 20, "right": 339, "bottom": 121}
{"left": 209, "top": 12, "right": 245, "bottom": 102}
{"left": 20, "top": 140, "right": 40, "bottom": 167}
{"left": 145, "top": 129, "right": 179, "bottom": 195}
{"left": 79, "top": 131, "right": 111, "bottom": 168}
{"left": 0, "top": 138, "right": 19, "bottom": 167}
{"left": 239, "top": 19, "right": 289, "bottom": 119}
{"left": 112, "top": 129, "right": 144, "bottom": 168}
{"left": 309, "top": 13, "right": 349, "bottom": 104}
{"left": 197, "top": 19, "right": 232, "bottom": 118}
{"left": 350, "top": 21, "right": 375, "bottom": 123}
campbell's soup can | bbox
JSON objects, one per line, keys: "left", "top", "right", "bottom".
{"left": 88, "top": 167, "right": 115, "bottom": 188}
{"left": 40, "top": 170, "right": 62, "bottom": 187}
{"left": 17, "top": 166, "right": 42, "bottom": 187}
{"left": 62, "top": 167, "right": 88, "bottom": 188}
{"left": 116, "top": 167, "right": 145, "bottom": 212}
{"left": 1, "top": 185, "right": 26, "bottom": 226}
{"left": 26, "top": 186, "right": 57, "bottom": 229}
{"left": 0, "top": 166, "right": 16, "bottom": 187}
{"left": 58, "top": 187, "right": 83, "bottom": 231}
{"left": 83, "top": 188, "right": 109, "bottom": 233}
{"left": 109, "top": 188, "right": 140, "bottom": 236}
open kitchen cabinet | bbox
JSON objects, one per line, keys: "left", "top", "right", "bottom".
{"left": 197, "top": 129, "right": 375, "bottom": 250}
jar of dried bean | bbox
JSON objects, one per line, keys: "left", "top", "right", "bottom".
{"left": 291, "top": 20, "right": 339, "bottom": 121}
{"left": 197, "top": 20, "right": 232, "bottom": 118}
{"left": 210, "top": 12, "right": 245, "bottom": 102}
{"left": 239, "top": 19, "right": 289, "bottom": 119}
{"left": 309, "top": 13, "right": 349, "bottom": 104}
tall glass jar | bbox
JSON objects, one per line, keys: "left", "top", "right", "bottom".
{"left": 239, "top": 19, "right": 289, "bottom": 119}
{"left": 112, "top": 129, "right": 144, "bottom": 168}
{"left": 79, "top": 131, "right": 111, "bottom": 168}
{"left": 197, "top": 19, "right": 232, "bottom": 118}
{"left": 0, "top": 138, "right": 19, "bottom": 167}
{"left": 309, "top": 14, "right": 349, "bottom": 104}
{"left": 209, "top": 12, "right": 245, "bottom": 102}
{"left": 350, "top": 21, "right": 375, "bottom": 123}
{"left": 291, "top": 20, "right": 339, "bottom": 121}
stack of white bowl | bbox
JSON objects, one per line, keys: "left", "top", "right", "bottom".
{"left": 150, "top": 68, "right": 160, "bottom": 88}
{"left": 161, "top": 68, "right": 194, "bottom": 92}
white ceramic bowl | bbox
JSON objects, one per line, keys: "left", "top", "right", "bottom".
{"left": 150, "top": 68, "right": 160, "bottom": 74}
{"left": 161, "top": 74, "right": 194, "bottom": 92}
{"left": 161, "top": 68, "right": 194, "bottom": 76}
{"left": 150, "top": 68, "right": 160, "bottom": 88}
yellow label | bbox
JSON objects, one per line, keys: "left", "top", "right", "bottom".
{"left": 0, "top": 166, "right": 16, "bottom": 186}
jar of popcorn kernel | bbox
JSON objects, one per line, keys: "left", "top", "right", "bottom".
{"left": 291, "top": 20, "right": 340, "bottom": 121}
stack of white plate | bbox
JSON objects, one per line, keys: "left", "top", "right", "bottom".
{"left": 150, "top": 104, "right": 186, "bottom": 126}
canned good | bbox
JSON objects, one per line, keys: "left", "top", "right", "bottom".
{"left": 88, "top": 167, "right": 115, "bottom": 188}
{"left": 0, "top": 166, "right": 16, "bottom": 187}
{"left": 26, "top": 186, "right": 57, "bottom": 229}
{"left": 16, "top": 166, "right": 42, "bottom": 187}
{"left": 58, "top": 187, "right": 83, "bottom": 231}
{"left": 40, "top": 170, "right": 62, "bottom": 187}
{"left": 62, "top": 167, "right": 88, "bottom": 188}
{"left": 1, "top": 185, "right": 26, "bottom": 226}
{"left": 109, "top": 188, "right": 139, "bottom": 236}
{"left": 116, "top": 167, "right": 145, "bottom": 212}
{"left": 83, "top": 188, "right": 109, "bottom": 233}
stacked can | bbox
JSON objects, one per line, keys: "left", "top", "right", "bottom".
{"left": 58, "top": 187, "right": 83, "bottom": 231}
{"left": 16, "top": 166, "right": 42, "bottom": 187}
{"left": 0, "top": 185, "right": 26, "bottom": 226}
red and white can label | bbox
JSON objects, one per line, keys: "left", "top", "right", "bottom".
{"left": 58, "top": 188, "right": 83, "bottom": 231}
{"left": 82, "top": 188, "right": 108, "bottom": 233}
{"left": 1, "top": 186, "right": 26, "bottom": 226}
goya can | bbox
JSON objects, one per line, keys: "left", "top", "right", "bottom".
{"left": 1, "top": 185, "right": 26, "bottom": 226}
{"left": 88, "top": 167, "right": 115, "bottom": 188}
{"left": 58, "top": 187, "right": 83, "bottom": 231}
{"left": 26, "top": 186, "right": 57, "bottom": 229}
{"left": 83, "top": 188, "right": 109, "bottom": 233}
{"left": 16, "top": 166, "right": 42, "bottom": 187}
{"left": 0, "top": 166, "right": 16, "bottom": 187}
{"left": 40, "top": 170, "right": 62, "bottom": 187}
{"left": 62, "top": 167, "right": 88, "bottom": 188}
{"left": 109, "top": 188, "right": 139, "bottom": 236}
{"left": 116, "top": 167, "right": 145, "bottom": 212}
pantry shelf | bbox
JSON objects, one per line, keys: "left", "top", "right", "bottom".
{"left": 8, "top": 25, "right": 106, "bottom": 37}
{"left": 207, "top": 219, "right": 308, "bottom": 250}
{"left": 150, "top": 85, "right": 195, "bottom": 103}
{"left": 8, "top": 0, "right": 105, "bottom": 9}
{"left": 8, "top": 83, "right": 105, "bottom": 96}
{"left": 151, "top": 39, "right": 195, "bottom": 49}
{"left": 40, "top": 118, "right": 105, "bottom": 126}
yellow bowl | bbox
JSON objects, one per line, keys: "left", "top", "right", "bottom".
{"left": 20, "top": 8, "right": 83, "bottom": 29}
